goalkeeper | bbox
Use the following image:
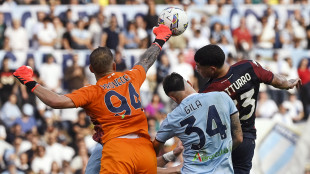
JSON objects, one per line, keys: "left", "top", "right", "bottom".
{"left": 14, "top": 25, "right": 176, "bottom": 173}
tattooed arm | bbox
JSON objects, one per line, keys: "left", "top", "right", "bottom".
{"left": 231, "top": 112, "right": 243, "bottom": 150}
{"left": 135, "top": 25, "right": 172, "bottom": 73}
{"left": 135, "top": 44, "right": 161, "bottom": 73}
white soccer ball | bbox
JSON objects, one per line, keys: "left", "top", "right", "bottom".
{"left": 158, "top": 7, "right": 189, "bottom": 36}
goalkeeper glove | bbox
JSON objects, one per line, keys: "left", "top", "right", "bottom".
{"left": 152, "top": 24, "right": 172, "bottom": 50}
{"left": 13, "top": 65, "right": 39, "bottom": 92}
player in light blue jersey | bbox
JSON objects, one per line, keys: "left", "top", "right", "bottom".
{"left": 153, "top": 72, "right": 243, "bottom": 174}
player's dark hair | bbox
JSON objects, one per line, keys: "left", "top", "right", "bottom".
{"left": 90, "top": 47, "right": 114, "bottom": 74}
{"left": 163, "top": 72, "right": 185, "bottom": 96}
{"left": 194, "top": 44, "right": 225, "bottom": 68}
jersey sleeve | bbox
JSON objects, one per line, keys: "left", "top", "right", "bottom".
{"left": 125, "top": 65, "right": 146, "bottom": 87}
{"left": 155, "top": 117, "right": 175, "bottom": 143}
{"left": 250, "top": 60, "right": 274, "bottom": 84}
{"left": 64, "top": 85, "right": 94, "bottom": 108}
{"left": 221, "top": 92, "right": 238, "bottom": 116}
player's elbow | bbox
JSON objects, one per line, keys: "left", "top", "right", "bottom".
{"left": 235, "top": 134, "right": 243, "bottom": 147}
{"left": 237, "top": 134, "right": 243, "bottom": 144}
{"left": 48, "top": 100, "right": 62, "bottom": 109}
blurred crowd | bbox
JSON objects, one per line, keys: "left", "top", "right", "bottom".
{"left": 1, "top": 0, "right": 310, "bottom": 5}
{"left": 1, "top": 0, "right": 310, "bottom": 173}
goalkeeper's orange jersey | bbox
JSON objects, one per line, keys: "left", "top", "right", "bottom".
{"left": 65, "top": 65, "right": 150, "bottom": 144}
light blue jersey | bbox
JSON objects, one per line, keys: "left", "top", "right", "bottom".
{"left": 156, "top": 92, "right": 238, "bottom": 174}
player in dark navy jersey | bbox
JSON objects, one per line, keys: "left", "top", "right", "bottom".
{"left": 194, "top": 44, "right": 301, "bottom": 174}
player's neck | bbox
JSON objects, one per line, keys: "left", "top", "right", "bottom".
{"left": 95, "top": 70, "right": 114, "bottom": 81}
{"left": 216, "top": 63, "right": 230, "bottom": 79}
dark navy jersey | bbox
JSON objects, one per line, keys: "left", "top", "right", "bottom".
{"left": 199, "top": 60, "right": 274, "bottom": 139}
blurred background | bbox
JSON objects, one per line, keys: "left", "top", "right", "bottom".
{"left": 0, "top": 0, "right": 310, "bottom": 174}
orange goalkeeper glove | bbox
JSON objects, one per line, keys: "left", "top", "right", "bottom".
{"left": 152, "top": 24, "right": 172, "bottom": 50}
{"left": 13, "top": 65, "right": 39, "bottom": 92}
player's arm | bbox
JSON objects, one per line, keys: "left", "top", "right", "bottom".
{"left": 153, "top": 139, "right": 165, "bottom": 156}
{"left": 135, "top": 25, "right": 172, "bottom": 73}
{"left": 33, "top": 85, "right": 75, "bottom": 109}
{"left": 231, "top": 112, "right": 243, "bottom": 150}
{"left": 251, "top": 60, "right": 301, "bottom": 90}
{"left": 270, "top": 74, "right": 302, "bottom": 90}
{"left": 13, "top": 65, "right": 75, "bottom": 109}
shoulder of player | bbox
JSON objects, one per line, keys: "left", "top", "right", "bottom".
{"left": 231, "top": 60, "right": 253, "bottom": 68}
{"left": 200, "top": 91, "right": 227, "bottom": 98}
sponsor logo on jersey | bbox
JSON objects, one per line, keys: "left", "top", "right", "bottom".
{"left": 192, "top": 147, "right": 232, "bottom": 162}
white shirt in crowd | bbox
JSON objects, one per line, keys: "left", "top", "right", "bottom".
{"left": 4, "top": 26, "right": 29, "bottom": 51}
{"left": 40, "top": 62, "right": 62, "bottom": 92}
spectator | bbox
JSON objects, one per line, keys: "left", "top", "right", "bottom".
{"left": 3, "top": 136, "right": 25, "bottom": 167}
{"left": 4, "top": 18, "right": 29, "bottom": 51}
{"left": 31, "top": 146, "right": 53, "bottom": 173}
{"left": 145, "top": 0, "right": 158, "bottom": 45}
{"left": 88, "top": 16, "right": 102, "bottom": 48}
{"left": 0, "top": 94, "right": 22, "bottom": 128}
{"left": 0, "top": 13, "right": 6, "bottom": 49}
{"left": 62, "top": 21, "right": 75, "bottom": 50}
{"left": 58, "top": 134, "right": 75, "bottom": 163}
{"left": 291, "top": 9, "right": 307, "bottom": 49}
{"left": 60, "top": 9, "right": 76, "bottom": 26}
{"left": 256, "top": 91, "right": 278, "bottom": 118}
{"left": 70, "top": 144, "right": 89, "bottom": 173}
{"left": 45, "top": 129, "right": 64, "bottom": 167}
{"left": 16, "top": 153, "right": 30, "bottom": 173}
{"left": 145, "top": 93, "right": 164, "bottom": 118}
{"left": 123, "top": 21, "right": 140, "bottom": 49}
{"left": 0, "top": 120, "right": 12, "bottom": 168}
{"left": 257, "top": 16, "right": 275, "bottom": 49}
{"left": 39, "top": 54, "right": 62, "bottom": 93}
{"left": 266, "top": 52, "right": 290, "bottom": 105}
{"left": 209, "top": 3, "right": 230, "bottom": 29}
{"left": 170, "top": 51, "right": 195, "bottom": 83}
{"left": 52, "top": 17, "right": 66, "bottom": 49}
{"left": 273, "top": 19, "right": 282, "bottom": 49}
{"left": 297, "top": 58, "right": 310, "bottom": 120}
{"left": 306, "top": 20, "right": 310, "bottom": 49}
{"left": 281, "top": 20, "right": 294, "bottom": 49}
{"left": 72, "top": 110, "right": 91, "bottom": 141}
{"left": 145, "top": 0, "right": 158, "bottom": 31}
{"left": 101, "top": 15, "right": 124, "bottom": 51}
{"left": 50, "top": 161, "right": 61, "bottom": 174}
{"left": 37, "top": 17, "right": 57, "bottom": 51}
{"left": 114, "top": 49, "right": 127, "bottom": 72}
{"left": 64, "top": 54, "right": 86, "bottom": 92}
{"left": 232, "top": 17, "right": 253, "bottom": 53}
{"left": 188, "top": 27, "right": 210, "bottom": 50}
{"left": 273, "top": 103, "right": 293, "bottom": 126}
{"left": 0, "top": 57, "right": 18, "bottom": 105}
{"left": 71, "top": 19, "right": 92, "bottom": 50}
{"left": 14, "top": 103, "right": 37, "bottom": 134}
{"left": 156, "top": 53, "right": 171, "bottom": 86}
{"left": 283, "top": 93, "right": 304, "bottom": 122}
{"left": 135, "top": 15, "right": 148, "bottom": 48}
{"left": 31, "top": 11, "right": 47, "bottom": 49}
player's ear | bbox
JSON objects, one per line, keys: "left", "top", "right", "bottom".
{"left": 187, "top": 80, "right": 193, "bottom": 87}
{"left": 89, "top": 65, "right": 94, "bottom": 73}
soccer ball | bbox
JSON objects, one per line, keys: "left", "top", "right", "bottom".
{"left": 158, "top": 7, "right": 189, "bottom": 36}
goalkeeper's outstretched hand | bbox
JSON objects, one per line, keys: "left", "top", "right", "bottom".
{"left": 152, "top": 24, "right": 172, "bottom": 49}
{"left": 13, "top": 65, "right": 39, "bottom": 92}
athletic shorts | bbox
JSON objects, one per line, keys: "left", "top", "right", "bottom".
{"left": 232, "top": 137, "right": 256, "bottom": 174}
{"left": 100, "top": 137, "right": 157, "bottom": 174}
